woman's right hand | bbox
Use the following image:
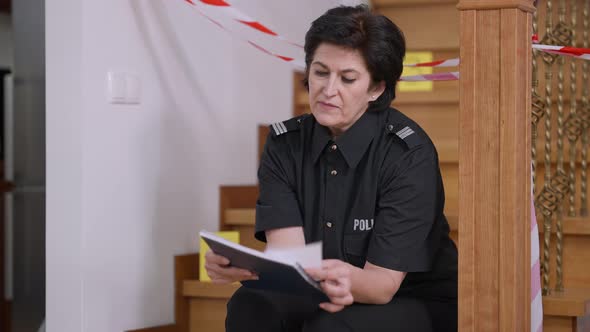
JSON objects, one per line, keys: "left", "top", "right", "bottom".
{"left": 204, "top": 250, "right": 258, "bottom": 284}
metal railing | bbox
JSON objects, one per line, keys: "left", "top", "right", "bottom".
{"left": 533, "top": 0, "right": 590, "bottom": 295}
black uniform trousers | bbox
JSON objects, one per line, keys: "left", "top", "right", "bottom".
{"left": 226, "top": 287, "right": 457, "bottom": 332}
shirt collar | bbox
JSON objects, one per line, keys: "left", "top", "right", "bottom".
{"left": 311, "top": 111, "right": 377, "bottom": 168}
{"left": 311, "top": 120, "right": 332, "bottom": 164}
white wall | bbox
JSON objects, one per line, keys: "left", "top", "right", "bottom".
{"left": 0, "top": 13, "right": 12, "bottom": 67}
{"left": 47, "top": 0, "right": 364, "bottom": 331}
{"left": 46, "top": 0, "right": 84, "bottom": 330}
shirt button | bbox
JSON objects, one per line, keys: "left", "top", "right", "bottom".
{"left": 326, "top": 222, "right": 333, "bottom": 228}
{"left": 330, "top": 144, "right": 338, "bottom": 151}
{"left": 330, "top": 169, "right": 338, "bottom": 176}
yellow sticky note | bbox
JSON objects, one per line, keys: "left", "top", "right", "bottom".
{"left": 398, "top": 52, "right": 434, "bottom": 92}
{"left": 199, "top": 231, "right": 240, "bottom": 282}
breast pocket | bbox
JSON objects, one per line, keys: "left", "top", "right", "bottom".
{"left": 343, "top": 234, "right": 370, "bottom": 268}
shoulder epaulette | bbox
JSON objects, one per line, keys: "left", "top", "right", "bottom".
{"left": 386, "top": 123, "right": 422, "bottom": 148}
{"left": 269, "top": 114, "right": 310, "bottom": 137}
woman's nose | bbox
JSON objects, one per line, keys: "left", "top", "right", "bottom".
{"left": 323, "top": 76, "right": 338, "bottom": 97}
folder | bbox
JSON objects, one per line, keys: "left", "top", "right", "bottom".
{"left": 200, "top": 231, "right": 329, "bottom": 303}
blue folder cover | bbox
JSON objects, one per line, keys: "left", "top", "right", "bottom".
{"left": 200, "top": 231, "right": 329, "bottom": 303}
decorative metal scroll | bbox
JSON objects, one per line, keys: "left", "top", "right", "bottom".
{"left": 532, "top": 0, "right": 589, "bottom": 296}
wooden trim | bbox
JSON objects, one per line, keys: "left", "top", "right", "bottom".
{"left": 258, "top": 125, "right": 270, "bottom": 166}
{"left": 458, "top": 5, "right": 531, "bottom": 331}
{"left": 183, "top": 281, "right": 240, "bottom": 299}
{"left": 457, "top": 0, "right": 535, "bottom": 12}
{"left": 224, "top": 209, "right": 255, "bottom": 226}
{"left": 538, "top": 217, "right": 590, "bottom": 236}
{"left": 126, "top": 254, "right": 199, "bottom": 332}
{"left": 126, "top": 324, "right": 177, "bottom": 332}
{"left": 174, "top": 254, "right": 199, "bottom": 332}
{"left": 543, "top": 288, "right": 590, "bottom": 317}
{"left": 219, "top": 186, "right": 259, "bottom": 230}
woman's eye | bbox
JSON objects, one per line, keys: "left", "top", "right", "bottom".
{"left": 314, "top": 70, "right": 329, "bottom": 77}
{"left": 342, "top": 77, "right": 356, "bottom": 84}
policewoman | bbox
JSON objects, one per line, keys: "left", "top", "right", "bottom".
{"left": 205, "top": 5, "right": 458, "bottom": 331}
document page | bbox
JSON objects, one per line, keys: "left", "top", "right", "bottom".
{"left": 264, "top": 242, "right": 322, "bottom": 268}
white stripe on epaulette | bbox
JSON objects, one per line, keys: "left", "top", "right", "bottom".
{"left": 278, "top": 121, "right": 287, "bottom": 134}
{"left": 396, "top": 126, "right": 415, "bottom": 139}
{"left": 271, "top": 122, "right": 284, "bottom": 135}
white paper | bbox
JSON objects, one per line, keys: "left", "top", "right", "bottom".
{"left": 264, "top": 242, "right": 322, "bottom": 268}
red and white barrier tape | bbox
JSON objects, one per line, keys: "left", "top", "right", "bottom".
{"left": 404, "top": 44, "right": 590, "bottom": 67}
{"left": 183, "top": 0, "right": 304, "bottom": 68}
{"left": 533, "top": 44, "right": 590, "bottom": 60}
{"left": 399, "top": 72, "right": 459, "bottom": 81}
{"left": 185, "top": 0, "right": 303, "bottom": 48}
{"left": 404, "top": 58, "right": 459, "bottom": 68}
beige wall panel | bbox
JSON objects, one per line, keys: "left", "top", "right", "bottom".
{"left": 379, "top": 4, "right": 459, "bottom": 50}
{"left": 400, "top": 104, "right": 459, "bottom": 162}
{"left": 393, "top": 83, "right": 459, "bottom": 106}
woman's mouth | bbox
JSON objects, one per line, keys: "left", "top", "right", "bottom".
{"left": 318, "top": 101, "right": 339, "bottom": 109}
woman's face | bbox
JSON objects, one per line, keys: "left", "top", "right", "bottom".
{"left": 308, "top": 43, "right": 384, "bottom": 136}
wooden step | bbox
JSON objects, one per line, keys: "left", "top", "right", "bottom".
{"left": 544, "top": 288, "right": 590, "bottom": 317}
{"left": 183, "top": 281, "right": 239, "bottom": 332}
{"left": 220, "top": 185, "right": 258, "bottom": 229}
{"left": 538, "top": 231, "right": 590, "bottom": 290}
{"left": 225, "top": 208, "right": 255, "bottom": 226}
{"left": 183, "top": 280, "right": 240, "bottom": 299}
{"left": 543, "top": 288, "right": 590, "bottom": 332}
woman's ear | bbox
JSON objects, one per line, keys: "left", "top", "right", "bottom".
{"left": 370, "top": 81, "right": 386, "bottom": 101}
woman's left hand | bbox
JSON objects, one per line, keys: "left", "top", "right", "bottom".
{"left": 305, "top": 259, "right": 354, "bottom": 313}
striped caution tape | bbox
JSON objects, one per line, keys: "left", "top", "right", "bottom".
{"left": 403, "top": 44, "right": 590, "bottom": 68}
{"left": 399, "top": 72, "right": 459, "bottom": 81}
{"left": 183, "top": 0, "right": 304, "bottom": 68}
{"left": 533, "top": 44, "right": 590, "bottom": 61}
{"left": 404, "top": 58, "right": 459, "bottom": 67}
{"left": 185, "top": 0, "right": 303, "bottom": 48}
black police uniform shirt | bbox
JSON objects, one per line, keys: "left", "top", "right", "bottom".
{"left": 255, "top": 107, "right": 458, "bottom": 301}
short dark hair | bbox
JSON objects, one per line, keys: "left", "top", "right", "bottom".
{"left": 303, "top": 5, "right": 406, "bottom": 110}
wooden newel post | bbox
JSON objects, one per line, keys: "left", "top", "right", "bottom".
{"left": 457, "top": 0, "right": 534, "bottom": 331}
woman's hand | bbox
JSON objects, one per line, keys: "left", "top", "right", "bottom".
{"left": 204, "top": 250, "right": 258, "bottom": 284}
{"left": 306, "top": 259, "right": 354, "bottom": 313}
